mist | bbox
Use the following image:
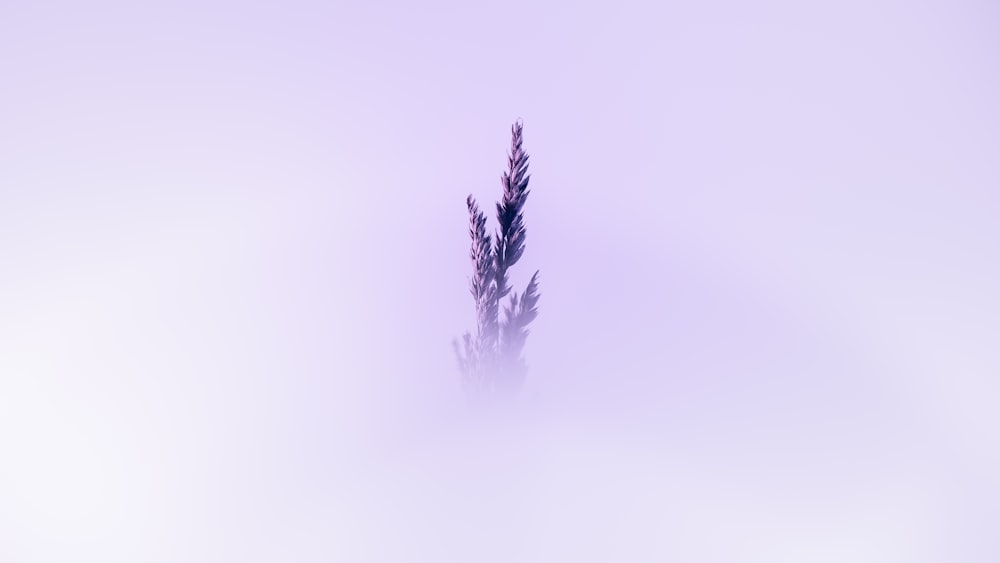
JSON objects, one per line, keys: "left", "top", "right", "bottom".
{"left": 2, "top": 0, "right": 999, "bottom": 561}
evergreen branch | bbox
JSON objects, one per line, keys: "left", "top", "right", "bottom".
{"left": 500, "top": 270, "right": 540, "bottom": 366}
{"left": 467, "top": 195, "right": 498, "bottom": 363}
{"left": 454, "top": 120, "right": 540, "bottom": 398}
{"left": 493, "top": 119, "right": 531, "bottom": 305}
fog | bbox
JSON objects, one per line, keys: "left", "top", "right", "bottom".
{"left": 2, "top": 0, "right": 999, "bottom": 561}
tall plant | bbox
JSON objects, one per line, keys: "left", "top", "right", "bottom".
{"left": 454, "top": 120, "right": 541, "bottom": 398}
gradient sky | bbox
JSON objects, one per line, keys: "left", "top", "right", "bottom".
{"left": 2, "top": 0, "right": 999, "bottom": 561}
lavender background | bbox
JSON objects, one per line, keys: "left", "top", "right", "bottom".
{"left": 2, "top": 0, "right": 999, "bottom": 561}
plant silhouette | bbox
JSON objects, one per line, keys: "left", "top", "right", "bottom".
{"left": 454, "top": 120, "right": 540, "bottom": 399}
